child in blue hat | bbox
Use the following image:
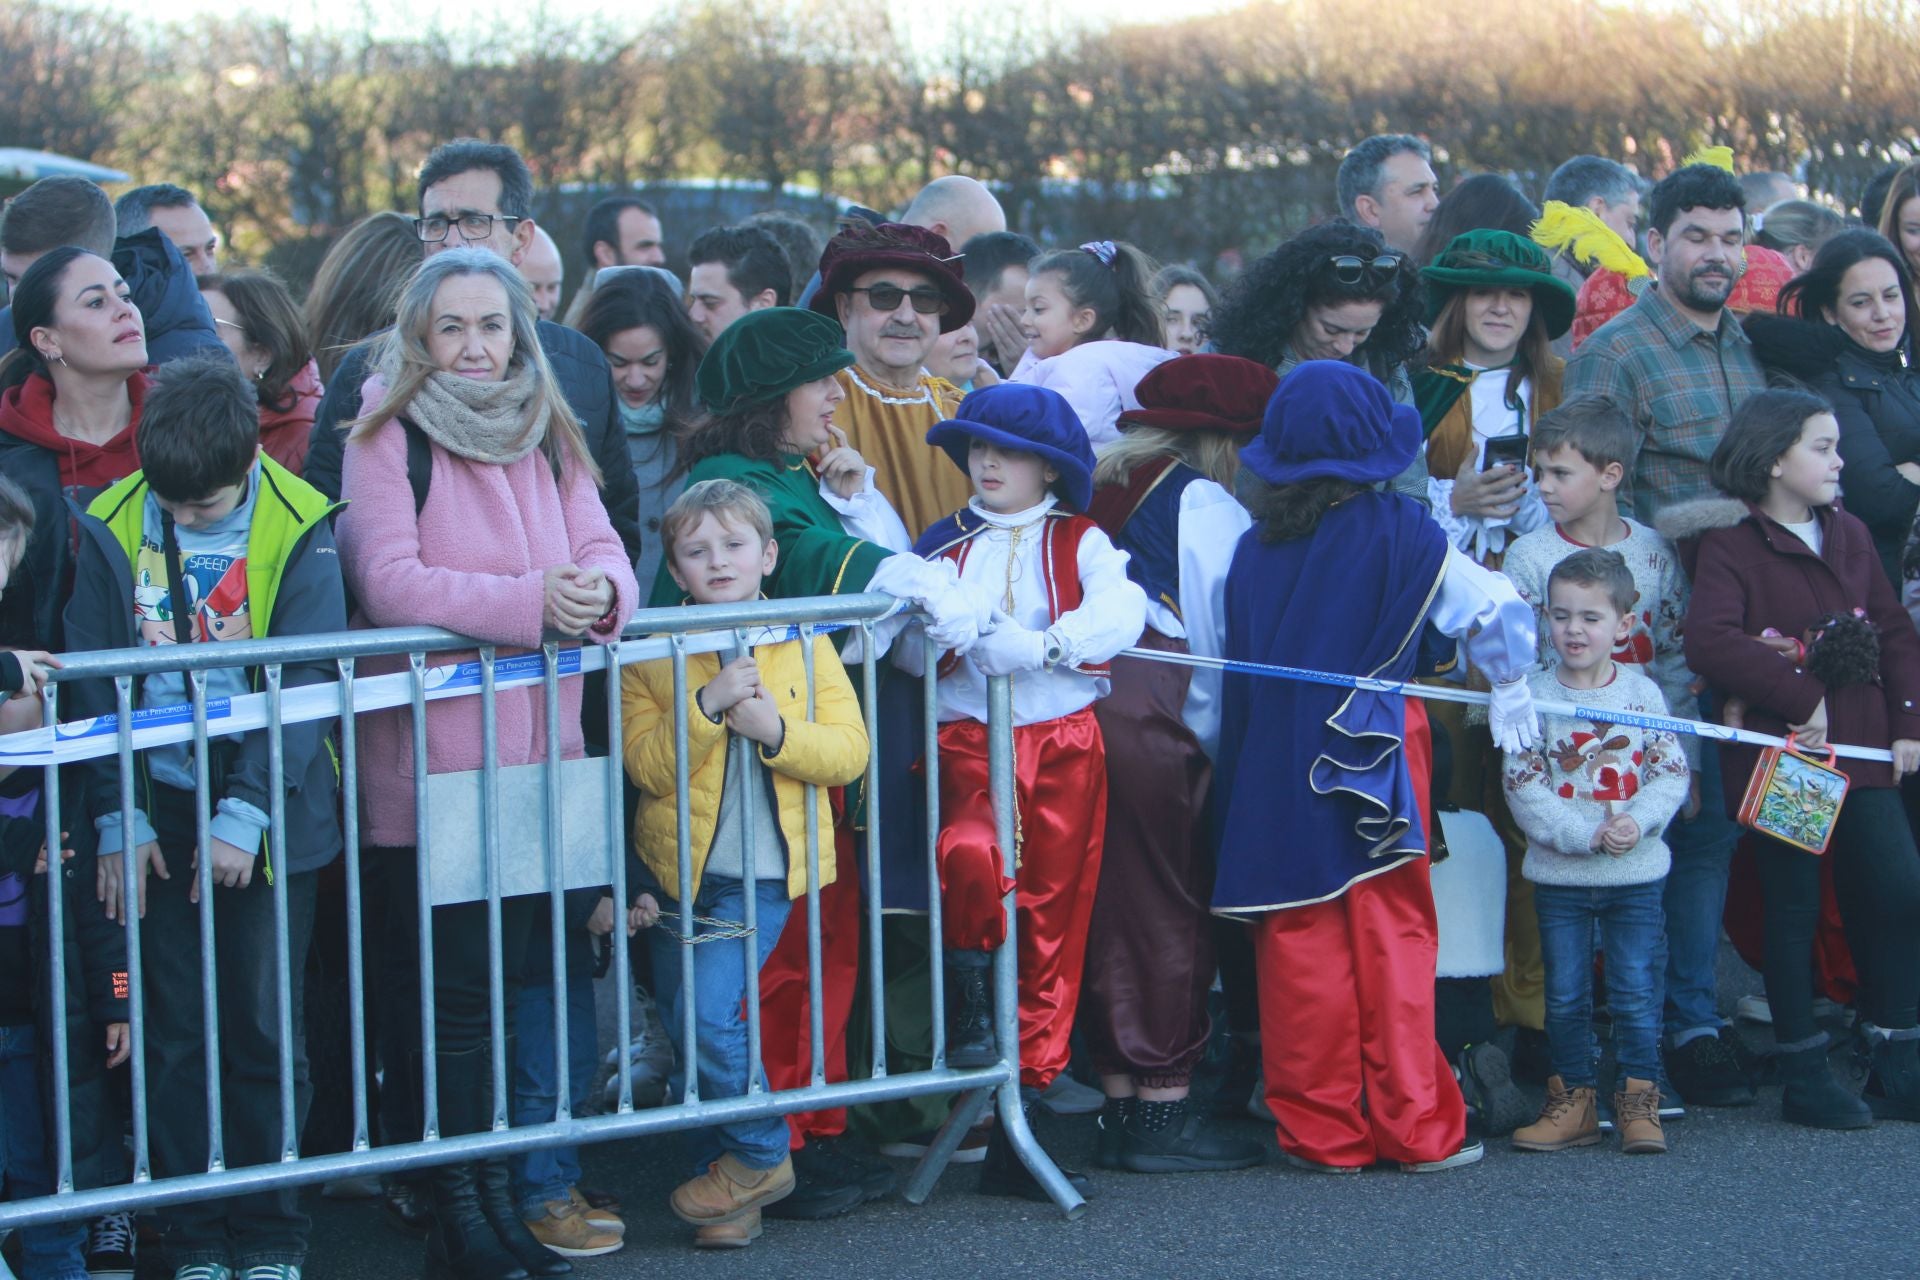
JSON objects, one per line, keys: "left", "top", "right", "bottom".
{"left": 1209, "top": 360, "right": 1541, "bottom": 1175}
{"left": 897, "top": 383, "right": 1147, "bottom": 1200}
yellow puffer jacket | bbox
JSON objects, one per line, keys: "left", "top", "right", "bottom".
{"left": 621, "top": 634, "right": 868, "bottom": 902}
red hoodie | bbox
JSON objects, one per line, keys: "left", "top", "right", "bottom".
{"left": 258, "top": 358, "right": 322, "bottom": 476}
{"left": 0, "top": 371, "right": 148, "bottom": 488}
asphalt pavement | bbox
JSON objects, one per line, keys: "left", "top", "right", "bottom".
{"left": 288, "top": 942, "right": 1917, "bottom": 1280}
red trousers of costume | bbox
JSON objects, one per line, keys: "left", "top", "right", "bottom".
{"left": 937, "top": 708, "right": 1106, "bottom": 1089}
{"left": 1254, "top": 701, "right": 1465, "bottom": 1167}
{"left": 759, "top": 823, "right": 860, "bottom": 1146}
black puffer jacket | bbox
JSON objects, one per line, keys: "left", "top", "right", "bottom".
{"left": 1746, "top": 313, "right": 1920, "bottom": 587}
{"left": 303, "top": 321, "right": 643, "bottom": 564}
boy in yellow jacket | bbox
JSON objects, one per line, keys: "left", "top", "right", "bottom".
{"left": 621, "top": 479, "right": 870, "bottom": 1246}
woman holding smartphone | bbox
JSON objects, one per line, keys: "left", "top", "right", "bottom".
{"left": 1413, "top": 230, "right": 1577, "bottom": 567}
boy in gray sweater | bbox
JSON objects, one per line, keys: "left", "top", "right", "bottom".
{"left": 1504, "top": 549, "right": 1689, "bottom": 1156}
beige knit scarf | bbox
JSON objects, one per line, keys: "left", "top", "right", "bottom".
{"left": 398, "top": 359, "right": 551, "bottom": 466}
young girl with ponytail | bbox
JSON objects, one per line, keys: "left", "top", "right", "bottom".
{"left": 1010, "top": 241, "right": 1176, "bottom": 445}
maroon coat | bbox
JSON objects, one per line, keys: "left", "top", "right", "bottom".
{"left": 1666, "top": 496, "right": 1920, "bottom": 795}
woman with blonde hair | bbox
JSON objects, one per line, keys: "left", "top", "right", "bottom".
{"left": 335, "top": 248, "right": 636, "bottom": 1280}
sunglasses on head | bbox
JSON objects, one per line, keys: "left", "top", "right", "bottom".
{"left": 1326, "top": 253, "right": 1404, "bottom": 285}
{"left": 850, "top": 283, "right": 949, "bottom": 316}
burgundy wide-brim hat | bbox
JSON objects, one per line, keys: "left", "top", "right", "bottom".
{"left": 1118, "top": 354, "right": 1281, "bottom": 436}
{"left": 810, "top": 221, "right": 976, "bottom": 333}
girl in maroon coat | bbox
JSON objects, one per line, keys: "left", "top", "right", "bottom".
{"left": 1671, "top": 387, "right": 1920, "bottom": 1130}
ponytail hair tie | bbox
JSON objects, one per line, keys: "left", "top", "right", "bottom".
{"left": 1079, "top": 240, "right": 1118, "bottom": 267}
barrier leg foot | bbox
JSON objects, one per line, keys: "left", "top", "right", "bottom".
{"left": 900, "top": 1085, "right": 996, "bottom": 1205}
{"left": 994, "top": 1078, "right": 1086, "bottom": 1219}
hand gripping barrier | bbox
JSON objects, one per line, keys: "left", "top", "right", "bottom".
{"left": 0, "top": 592, "right": 1085, "bottom": 1237}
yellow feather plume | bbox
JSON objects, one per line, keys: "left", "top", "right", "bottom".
{"left": 1681, "top": 145, "right": 1736, "bottom": 173}
{"left": 1530, "top": 202, "right": 1650, "bottom": 280}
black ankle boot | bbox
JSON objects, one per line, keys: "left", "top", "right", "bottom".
{"left": 1863, "top": 1026, "right": 1920, "bottom": 1121}
{"left": 471, "top": 1038, "right": 570, "bottom": 1276}
{"left": 946, "top": 955, "right": 997, "bottom": 1070}
{"left": 422, "top": 1047, "right": 531, "bottom": 1280}
{"left": 1095, "top": 1097, "right": 1133, "bottom": 1170}
{"left": 1778, "top": 1039, "right": 1873, "bottom": 1130}
{"left": 979, "top": 1087, "right": 1092, "bottom": 1202}
{"left": 1117, "top": 1097, "right": 1265, "bottom": 1174}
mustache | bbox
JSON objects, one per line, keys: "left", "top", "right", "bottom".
{"left": 880, "top": 325, "right": 923, "bottom": 338}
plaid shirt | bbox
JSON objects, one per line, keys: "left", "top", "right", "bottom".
{"left": 1564, "top": 283, "right": 1767, "bottom": 522}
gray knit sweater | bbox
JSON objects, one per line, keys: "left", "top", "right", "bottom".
{"left": 1503, "top": 666, "right": 1691, "bottom": 887}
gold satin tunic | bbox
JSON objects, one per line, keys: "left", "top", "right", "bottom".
{"left": 831, "top": 365, "right": 972, "bottom": 538}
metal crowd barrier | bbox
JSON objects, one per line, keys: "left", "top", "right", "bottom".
{"left": 0, "top": 592, "right": 1084, "bottom": 1235}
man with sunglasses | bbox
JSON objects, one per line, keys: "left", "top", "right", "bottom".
{"left": 811, "top": 221, "right": 979, "bottom": 537}
{"left": 303, "top": 138, "right": 641, "bottom": 562}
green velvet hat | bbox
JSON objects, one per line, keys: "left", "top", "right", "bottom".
{"left": 695, "top": 307, "right": 856, "bottom": 413}
{"left": 1421, "top": 229, "right": 1577, "bottom": 340}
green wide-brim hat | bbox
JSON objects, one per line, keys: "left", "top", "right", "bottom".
{"left": 695, "top": 307, "right": 856, "bottom": 413}
{"left": 1421, "top": 229, "right": 1578, "bottom": 340}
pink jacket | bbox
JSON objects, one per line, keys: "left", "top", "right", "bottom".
{"left": 337, "top": 413, "right": 638, "bottom": 848}
{"left": 1009, "top": 340, "right": 1176, "bottom": 446}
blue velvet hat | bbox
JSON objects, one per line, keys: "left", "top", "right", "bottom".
{"left": 1239, "top": 360, "right": 1421, "bottom": 487}
{"left": 926, "top": 383, "right": 1097, "bottom": 511}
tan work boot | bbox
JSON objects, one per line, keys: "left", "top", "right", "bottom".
{"left": 567, "top": 1186, "right": 624, "bottom": 1235}
{"left": 522, "top": 1196, "right": 624, "bottom": 1257}
{"left": 669, "top": 1153, "right": 795, "bottom": 1225}
{"left": 1511, "top": 1075, "right": 1602, "bottom": 1152}
{"left": 694, "top": 1207, "right": 763, "bottom": 1249}
{"left": 1614, "top": 1078, "right": 1668, "bottom": 1154}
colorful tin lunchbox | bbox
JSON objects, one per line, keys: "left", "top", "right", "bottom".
{"left": 1736, "top": 735, "right": 1849, "bottom": 855}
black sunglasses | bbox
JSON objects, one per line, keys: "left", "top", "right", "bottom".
{"left": 1326, "top": 253, "right": 1404, "bottom": 285}
{"left": 849, "top": 284, "right": 949, "bottom": 316}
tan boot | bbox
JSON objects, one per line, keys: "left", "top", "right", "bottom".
{"left": 669, "top": 1153, "right": 795, "bottom": 1225}
{"left": 1511, "top": 1075, "right": 1601, "bottom": 1152}
{"left": 694, "top": 1207, "right": 763, "bottom": 1249}
{"left": 1614, "top": 1078, "right": 1668, "bottom": 1154}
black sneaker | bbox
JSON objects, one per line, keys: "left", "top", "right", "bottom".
{"left": 1115, "top": 1098, "right": 1265, "bottom": 1174}
{"left": 798, "top": 1137, "right": 896, "bottom": 1203}
{"left": 761, "top": 1148, "right": 868, "bottom": 1221}
{"left": 978, "top": 1090, "right": 1092, "bottom": 1203}
{"left": 1666, "top": 1033, "right": 1756, "bottom": 1107}
{"left": 1456, "top": 1042, "right": 1531, "bottom": 1137}
{"left": 84, "top": 1211, "right": 136, "bottom": 1280}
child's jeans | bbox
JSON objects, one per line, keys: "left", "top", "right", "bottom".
{"left": 0, "top": 1024, "right": 90, "bottom": 1280}
{"left": 646, "top": 873, "right": 791, "bottom": 1177}
{"left": 1534, "top": 879, "right": 1668, "bottom": 1088}
{"left": 510, "top": 905, "right": 600, "bottom": 1218}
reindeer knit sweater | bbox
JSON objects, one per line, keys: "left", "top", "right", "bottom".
{"left": 1502, "top": 666, "right": 1690, "bottom": 887}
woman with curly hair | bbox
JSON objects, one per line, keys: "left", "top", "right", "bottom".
{"left": 1210, "top": 221, "right": 1427, "bottom": 493}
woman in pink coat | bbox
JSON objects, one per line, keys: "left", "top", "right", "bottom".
{"left": 336, "top": 248, "right": 637, "bottom": 1280}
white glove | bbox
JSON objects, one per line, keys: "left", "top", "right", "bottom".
{"left": 1489, "top": 676, "right": 1540, "bottom": 753}
{"left": 969, "top": 617, "right": 1051, "bottom": 676}
{"left": 922, "top": 582, "right": 987, "bottom": 652}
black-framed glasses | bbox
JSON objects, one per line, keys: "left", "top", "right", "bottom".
{"left": 413, "top": 212, "right": 522, "bottom": 243}
{"left": 849, "top": 284, "right": 949, "bottom": 316}
{"left": 1327, "top": 253, "right": 1404, "bottom": 284}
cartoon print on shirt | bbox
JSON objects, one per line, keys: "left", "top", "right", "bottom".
{"left": 1548, "top": 721, "right": 1641, "bottom": 804}
{"left": 133, "top": 538, "right": 249, "bottom": 646}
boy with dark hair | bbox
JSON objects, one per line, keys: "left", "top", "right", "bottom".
{"left": 63, "top": 351, "right": 347, "bottom": 1280}
{"left": 1506, "top": 548, "right": 1689, "bottom": 1156}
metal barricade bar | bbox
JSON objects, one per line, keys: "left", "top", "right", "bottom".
{"left": 0, "top": 592, "right": 1080, "bottom": 1234}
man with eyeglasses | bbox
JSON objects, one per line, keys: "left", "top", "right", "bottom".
{"left": 811, "top": 222, "right": 978, "bottom": 537}
{"left": 304, "top": 138, "right": 641, "bottom": 562}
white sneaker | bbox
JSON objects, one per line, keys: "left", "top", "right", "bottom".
{"left": 1734, "top": 995, "right": 1773, "bottom": 1025}
{"left": 1399, "top": 1137, "right": 1485, "bottom": 1173}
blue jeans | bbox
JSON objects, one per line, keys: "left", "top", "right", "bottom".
{"left": 509, "top": 930, "right": 599, "bottom": 1216}
{"left": 1535, "top": 879, "right": 1668, "bottom": 1088}
{"left": 0, "top": 1025, "right": 89, "bottom": 1280}
{"left": 646, "top": 874, "right": 791, "bottom": 1177}
{"left": 1662, "top": 741, "right": 1738, "bottom": 1045}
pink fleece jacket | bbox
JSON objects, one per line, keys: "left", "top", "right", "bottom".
{"left": 337, "top": 413, "right": 638, "bottom": 848}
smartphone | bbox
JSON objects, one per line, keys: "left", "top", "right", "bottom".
{"left": 1481, "top": 434, "right": 1530, "bottom": 472}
